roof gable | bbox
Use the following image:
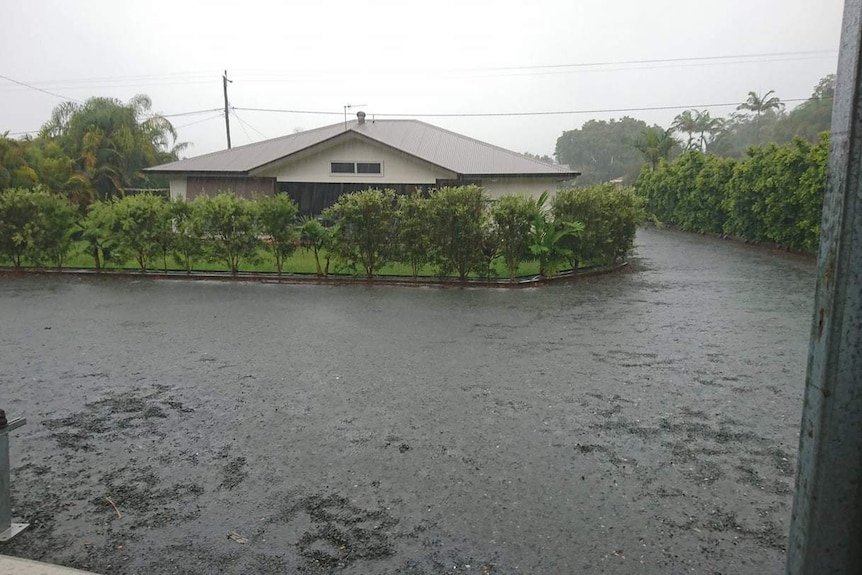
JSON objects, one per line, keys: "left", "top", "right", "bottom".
{"left": 147, "top": 119, "right": 579, "bottom": 178}
{"left": 253, "top": 133, "right": 458, "bottom": 183}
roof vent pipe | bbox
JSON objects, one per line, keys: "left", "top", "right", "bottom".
{"left": 357, "top": 111, "right": 366, "bottom": 125}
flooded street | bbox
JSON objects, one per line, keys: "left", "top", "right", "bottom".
{"left": 0, "top": 227, "right": 815, "bottom": 574}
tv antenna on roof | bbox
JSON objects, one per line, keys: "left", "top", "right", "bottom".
{"left": 344, "top": 103, "right": 367, "bottom": 129}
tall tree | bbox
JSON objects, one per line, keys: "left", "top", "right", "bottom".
{"left": 737, "top": 90, "right": 785, "bottom": 138}
{"left": 773, "top": 75, "right": 835, "bottom": 143}
{"left": 694, "top": 110, "right": 724, "bottom": 152}
{"left": 38, "top": 95, "right": 183, "bottom": 205}
{"left": 672, "top": 110, "right": 699, "bottom": 151}
{"left": 555, "top": 117, "right": 650, "bottom": 185}
{"left": 737, "top": 90, "right": 786, "bottom": 118}
{"left": 633, "top": 128, "right": 677, "bottom": 171}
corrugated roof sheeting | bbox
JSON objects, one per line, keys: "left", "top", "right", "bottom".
{"left": 149, "top": 119, "right": 576, "bottom": 177}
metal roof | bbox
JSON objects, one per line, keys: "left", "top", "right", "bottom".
{"left": 147, "top": 119, "right": 578, "bottom": 177}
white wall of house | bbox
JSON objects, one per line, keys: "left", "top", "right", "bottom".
{"left": 257, "top": 138, "right": 455, "bottom": 184}
{"left": 480, "top": 177, "right": 563, "bottom": 200}
{"left": 169, "top": 177, "right": 187, "bottom": 200}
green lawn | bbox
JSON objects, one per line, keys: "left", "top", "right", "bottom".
{"left": 12, "top": 242, "right": 543, "bottom": 279}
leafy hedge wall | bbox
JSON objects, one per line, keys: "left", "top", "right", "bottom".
{"left": 635, "top": 135, "right": 828, "bottom": 252}
{"left": 1, "top": 184, "right": 643, "bottom": 278}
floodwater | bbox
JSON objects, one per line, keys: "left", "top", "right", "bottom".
{"left": 0, "top": 227, "right": 815, "bottom": 574}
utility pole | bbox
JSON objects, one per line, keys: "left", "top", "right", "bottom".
{"left": 787, "top": 0, "right": 862, "bottom": 572}
{"left": 223, "top": 70, "right": 233, "bottom": 149}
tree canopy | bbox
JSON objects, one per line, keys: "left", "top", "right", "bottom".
{"left": 554, "top": 117, "right": 657, "bottom": 186}
{"left": 555, "top": 75, "right": 834, "bottom": 185}
{"left": 1, "top": 95, "right": 184, "bottom": 208}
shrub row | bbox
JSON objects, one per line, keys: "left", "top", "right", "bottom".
{"left": 0, "top": 184, "right": 643, "bottom": 279}
{"left": 635, "top": 135, "right": 829, "bottom": 252}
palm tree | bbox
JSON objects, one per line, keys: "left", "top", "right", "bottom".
{"left": 737, "top": 90, "right": 785, "bottom": 117}
{"left": 633, "top": 128, "right": 677, "bottom": 171}
{"left": 671, "top": 110, "right": 699, "bottom": 151}
{"left": 737, "top": 90, "right": 785, "bottom": 138}
{"left": 39, "top": 95, "right": 184, "bottom": 205}
{"left": 693, "top": 110, "right": 724, "bottom": 152}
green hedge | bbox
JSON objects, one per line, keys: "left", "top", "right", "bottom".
{"left": 1, "top": 184, "right": 642, "bottom": 278}
{"left": 635, "top": 135, "right": 828, "bottom": 252}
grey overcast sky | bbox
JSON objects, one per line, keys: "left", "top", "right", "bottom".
{"left": 0, "top": 0, "right": 845, "bottom": 159}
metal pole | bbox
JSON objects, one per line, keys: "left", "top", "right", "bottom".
{"left": 787, "top": 1, "right": 862, "bottom": 572}
{"left": 223, "top": 70, "right": 232, "bottom": 150}
{"left": 0, "top": 411, "right": 28, "bottom": 542}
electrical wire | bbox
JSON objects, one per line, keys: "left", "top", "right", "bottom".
{"left": 234, "top": 97, "right": 827, "bottom": 119}
{"left": 6, "top": 110, "right": 225, "bottom": 137}
{"left": 231, "top": 109, "right": 268, "bottom": 139}
{"left": 163, "top": 108, "right": 223, "bottom": 118}
{"left": 0, "top": 73, "right": 82, "bottom": 103}
{"left": 173, "top": 113, "right": 225, "bottom": 130}
{"left": 4, "top": 96, "right": 834, "bottom": 138}
{"left": 0, "top": 50, "right": 837, "bottom": 93}
{"left": 461, "top": 49, "right": 838, "bottom": 72}
{"left": 233, "top": 107, "right": 342, "bottom": 116}
{"left": 232, "top": 110, "right": 254, "bottom": 144}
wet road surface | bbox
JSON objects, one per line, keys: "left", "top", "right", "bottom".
{"left": 0, "top": 227, "right": 816, "bottom": 574}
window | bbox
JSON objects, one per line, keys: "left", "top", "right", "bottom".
{"left": 330, "top": 161, "right": 383, "bottom": 175}
{"left": 357, "top": 162, "right": 382, "bottom": 174}
{"left": 331, "top": 162, "right": 355, "bottom": 174}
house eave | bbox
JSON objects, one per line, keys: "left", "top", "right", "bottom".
{"left": 465, "top": 172, "right": 581, "bottom": 179}
{"left": 143, "top": 169, "right": 253, "bottom": 177}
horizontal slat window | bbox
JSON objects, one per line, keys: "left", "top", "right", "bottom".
{"left": 356, "top": 162, "right": 382, "bottom": 174}
{"left": 331, "top": 162, "right": 355, "bottom": 174}
{"left": 331, "top": 161, "right": 382, "bottom": 175}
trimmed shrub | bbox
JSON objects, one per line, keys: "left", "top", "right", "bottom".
{"left": 195, "top": 193, "right": 261, "bottom": 274}
{"left": 257, "top": 193, "right": 299, "bottom": 275}
{"left": 426, "top": 185, "right": 489, "bottom": 280}
{"left": 491, "top": 194, "right": 540, "bottom": 280}
{"left": 0, "top": 188, "right": 77, "bottom": 268}
{"left": 324, "top": 188, "right": 397, "bottom": 277}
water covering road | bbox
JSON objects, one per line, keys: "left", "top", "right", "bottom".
{"left": 0, "top": 227, "right": 815, "bottom": 574}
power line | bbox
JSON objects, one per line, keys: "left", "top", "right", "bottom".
{"left": 0, "top": 71, "right": 215, "bottom": 87}
{"left": 439, "top": 55, "right": 837, "bottom": 81}
{"left": 228, "top": 50, "right": 838, "bottom": 81}
{"left": 0, "top": 50, "right": 837, "bottom": 93}
{"left": 173, "top": 113, "right": 225, "bottom": 130}
{"left": 163, "top": 108, "right": 223, "bottom": 118}
{"left": 3, "top": 95, "right": 833, "bottom": 139}
{"left": 232, "top": 110, "right": 253, "bottom": 144}
{"left": 7, "top": 111, "right": 225, "bottom": 138}
{"left": 0, "top": 73, "right": 82, "bottom": 103}
{"left": 234, "top": 106, "right": 342, "bottom": 116}
{"left": 463, "top": 49, "right": 837, "bottom": 72}
{"left": 231, "top": 110, "right": 268, "bottom": 140}
{"left": 5, "top": 109, "right": 226, "bottom": 137}
{"left": 236, "top": 97, "right": 824, "bottom": 119}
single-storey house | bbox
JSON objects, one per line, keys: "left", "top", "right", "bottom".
{"left": 146, "top": 112, "right": 580, "bottom": 214}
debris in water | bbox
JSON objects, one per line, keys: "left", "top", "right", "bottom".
{"left": 105, "top": 496, "right": 122, "bottom": 518}
{"left": 227, "top": 530, "right": 248, "bottom": 544}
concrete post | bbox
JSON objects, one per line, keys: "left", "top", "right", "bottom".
{"left": 0, "top": 415, "right": 28, "bottom": 541}
{"left": 787, "top": 1, "right": 862, "bottom": 572}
